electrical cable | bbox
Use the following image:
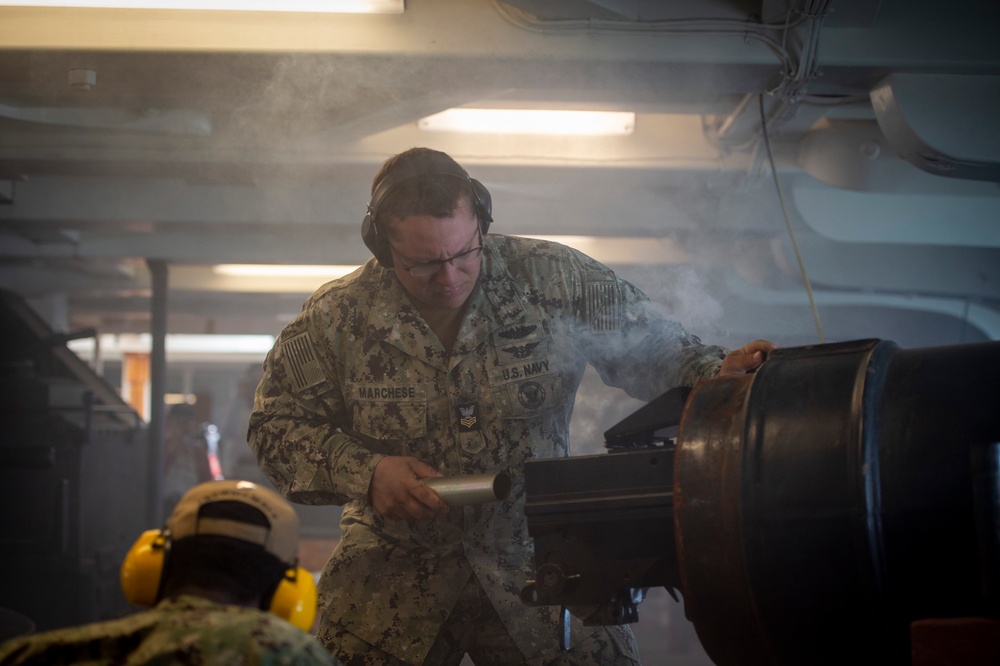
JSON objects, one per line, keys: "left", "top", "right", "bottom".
{"left": 489, "top": 0, "right": 830, "bottom": 342}
{"left": 488, "top": 0, "right": 798, "bottom": 76}
{"left": 771, "top": 0, "right": 831, "bottom": 102}
{"left": 491, "top": 0, "right": 838, "bottom": 131}
{"left": 757, "top": 93, "right": 825, "bottom": 343}
{"left": 490, "top": 1, "right": 813, "bottom": 32}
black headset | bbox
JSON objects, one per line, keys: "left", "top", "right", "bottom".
{"left": 360, "top": 161, "right": 493, "bottom": 267}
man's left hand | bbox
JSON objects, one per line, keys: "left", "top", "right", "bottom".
{"left": 719, "top": 339, "right": 777, "bottom": 376}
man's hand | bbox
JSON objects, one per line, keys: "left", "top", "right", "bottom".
{"left": 719, "top": 339, "right": 777, "bottom": 377}
{"left": 369, "top": 456, "right": 450, "bottom": 521}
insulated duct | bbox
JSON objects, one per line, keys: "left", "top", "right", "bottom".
{"left": 871, "top": 73, "right": 1000, "bottom": 182}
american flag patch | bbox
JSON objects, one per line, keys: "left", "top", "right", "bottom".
{"left": 281, "top": 332, "right": 326, "bottom": 392}
{"left": 585, "top": 281, "right": 622, "bottom": 332}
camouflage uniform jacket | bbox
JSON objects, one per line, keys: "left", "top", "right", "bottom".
{"left": 0, "top": 595, "right": 335, "bottom": 665}
{"left": 249, "top": 234, "right": 728, "bottom": 664}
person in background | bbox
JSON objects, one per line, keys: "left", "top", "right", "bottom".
{"left": 0, "top": 479, "right": 337, "bottom": 666}
{"left": 162, "top": 403, "right": 215, "bottom": 517}
{"left": 220, "top": 364, "right": 272, "bottom": 485}
{"left": 249, "top": 147, "right": 775, "bottom": 665}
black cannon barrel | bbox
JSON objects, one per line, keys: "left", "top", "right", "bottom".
{"left": 521, "top": 446, "right": 679, "bottom": 624}
{"left": 523, "top": 339, "right": 1000, "bottom": 665}
{"left": 677, "top": 338, "right": 1000, "bottom": 665}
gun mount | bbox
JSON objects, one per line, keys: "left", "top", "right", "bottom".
{"left": 522, "top": 339, "right": 1000, "bottom": 665}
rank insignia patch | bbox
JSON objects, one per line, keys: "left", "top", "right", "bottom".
{"left": 457, "top": 402, "right": 480, "bottom": 432}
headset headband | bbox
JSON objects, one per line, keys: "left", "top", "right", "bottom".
{"left": 361, "top": 159, "right": 493, "bottom": 267}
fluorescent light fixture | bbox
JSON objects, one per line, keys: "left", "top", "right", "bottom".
{"left": 213, "top": 264, "right": 360, "bottom": 278}
{"left": 520, "top": 235, "right": 687, "bottom": 265}
{"left": 418, "top": 109, "right": 636, "bottom": 136}
{"left": 0, "top": 1, "right": 403, "bottom": 12}
{"left": 68, "top": 333, "right": 277, "bottom": 360}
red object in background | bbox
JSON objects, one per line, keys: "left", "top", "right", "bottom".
{"left": 911, "top": 618, "right": 1000, "bottom": 666}
{"left": 208, "top": 452, "right": 223, "bottom": 480}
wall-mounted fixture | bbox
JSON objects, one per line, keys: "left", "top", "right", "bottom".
{"left": 0, "top": 0, "right": 403, "bottom": 13}
{"left": 212, "top": 264, "right": 360, "bottom": 278}
{"left": 418, "top": 109, "right": 636, "bottom": 136}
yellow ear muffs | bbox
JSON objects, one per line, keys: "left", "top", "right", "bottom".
{"left": 120, "top": 529, "right": 168, "bottom": 608}
{"left": 269, "top": 566, "right": 317, "bottom": 632}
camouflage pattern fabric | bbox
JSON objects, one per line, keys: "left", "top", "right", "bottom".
{"left": 249, "top": 235, "right": 728, "bottom": 665}
{"left": 0, "top": 595, "right": 336, "bottom": 665}
{"left": 317, "top": 573, "right": 639, "bottom": 665}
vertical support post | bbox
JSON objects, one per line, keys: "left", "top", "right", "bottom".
{"left": 147, "top": 258, "right": 168, "bottom": 526}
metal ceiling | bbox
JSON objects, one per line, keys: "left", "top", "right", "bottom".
{"left": 0, "top": 0, "right": 998, "bottom": 349}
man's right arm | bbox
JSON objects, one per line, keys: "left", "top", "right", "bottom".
{"left": 247, "top": 317, "right": 382, "bottom": 507}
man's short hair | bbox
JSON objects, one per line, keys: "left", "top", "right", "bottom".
{"left": 371, "top": 147, "right": 477, "bottom": 232}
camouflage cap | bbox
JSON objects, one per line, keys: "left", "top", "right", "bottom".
{"left": 167, "top": 480, "right": 299, "bottom": 565}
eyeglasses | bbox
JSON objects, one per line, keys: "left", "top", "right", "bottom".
{"left": 389, "top": 231, "right": 484, "bottom": 277}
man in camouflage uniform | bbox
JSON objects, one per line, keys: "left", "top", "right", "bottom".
{"left": 0, "top": 480, "right": 336, "bottom": 666}
{"left": 248, "top": 147, "right": 774, "bottom": 665}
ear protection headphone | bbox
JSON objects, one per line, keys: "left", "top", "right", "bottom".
{"left": 361, "top": 161, "right": 493, "bottom": 267}
{"left": 120, "top": 528, "right": 318, "bottom": 632}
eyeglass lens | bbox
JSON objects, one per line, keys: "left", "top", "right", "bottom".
{"left": 406, "top": 246, "right": 482, "bottom": 277}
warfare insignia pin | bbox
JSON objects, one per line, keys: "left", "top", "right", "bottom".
{"left": 502, "top": 341, "right": 540, "bottom": 359}
{"left": 498, "top": 325, "right": 537, "bottom": 340}
{"left": 457, "top": 402, "right": 480, "bottom": 432}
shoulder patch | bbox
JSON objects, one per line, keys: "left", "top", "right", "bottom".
{"left": 280, "top": 331, "right": 326, "bottom": 392}
{"left": 585, "top": 281, "right": 622, "bottom": 332}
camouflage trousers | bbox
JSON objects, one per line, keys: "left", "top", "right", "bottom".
{"left": 317, "top": 574, "right": 640, "bottom": 666}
